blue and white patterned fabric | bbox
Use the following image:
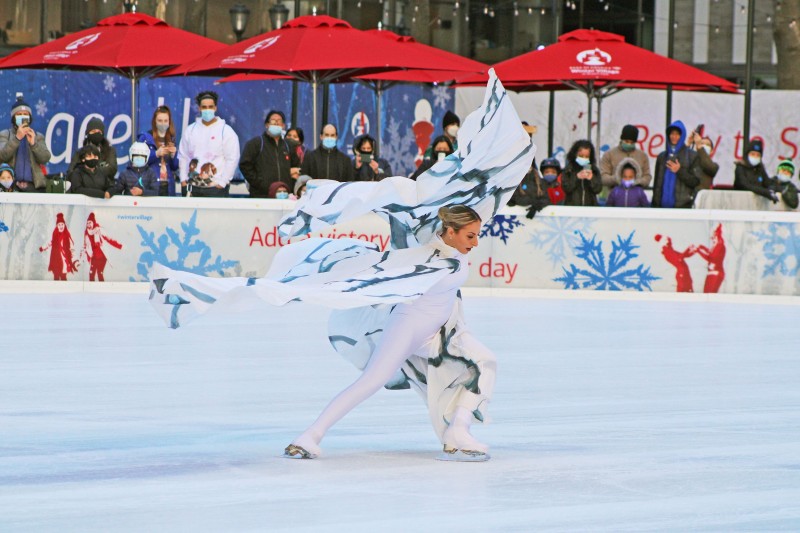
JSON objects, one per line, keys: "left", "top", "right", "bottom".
{"left": 149, "top": 69, "right": 535, "bottom": 439}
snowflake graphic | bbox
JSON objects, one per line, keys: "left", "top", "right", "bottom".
{"left": 480, "top": 214, "right": 522, "bottom": 244}
{"left": 752, "top": 222, "right": 800, "bottom": 277}
{"left": 0, "top": 221, "right": 8, "bottom": 233}
{"left": 228, "top": 115, "right": 237, "bottom": 125}
{"left": 528, "top": 216, "right": 594, "bottom": 266}
{"left": 35, "top": 99, "right": 48, "bottom": 117}
{"left": 403, "top": 94, "right": 410, "bottom": 103}
{"left": 431, "top": 85, "right": 452, "bottom": 110}
{"left": 131, "top": 210, "right": 239, "bottom": 281}
{"left": 103, "top": 75, "right": 116, "bottom": 93}
{"left": 382, "top": 116, "right": 417, "bottom": 178}
{"left": 554, "top": 231, "right": 660, "bottom": 291}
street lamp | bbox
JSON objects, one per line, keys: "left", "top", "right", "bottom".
{"left": 269, "top": 2, "right": 290, "bottom": 30}
{"left": 123, "top": 0, "right": 138, "bottom": 13}
{"left": 230, "top": 4, "right": 251, "bottom": 42}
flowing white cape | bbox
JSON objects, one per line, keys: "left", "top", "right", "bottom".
{"left": 150, "top": 69, "right": 536, "bottom": 440}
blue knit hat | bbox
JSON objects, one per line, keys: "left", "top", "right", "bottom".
{"left": 11, "top": 94, "right": 32, "bottom": 117}
{"left": 0, "top": 162, "right": 14, "bottom": 178}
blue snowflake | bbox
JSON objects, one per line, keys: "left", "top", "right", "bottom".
{"left": 131, "top": 210, "right": 239, "bottom": 281}
{"left": 528, "top": 216, "right": 594, "bottom": 266}
{"left": 431, "top": 85, "right": 452, "bottom": 109}
{"left": 480, "top": 214, "right": 522, "bottom": 244}
{"left": 0, "top": 221, "right": 8, "bottom": 233}
{"left": 383, "top": 116, "right": 417, "bottom": 178}
{"left": 752, "top": 222, "right": 800, "bottom": 277}
{"left": 554, "top": 231, "right": 660, "bottom": 291}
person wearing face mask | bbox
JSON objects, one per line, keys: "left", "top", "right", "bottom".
{"left": 410, "top": 136, "right": 455, "bottom": 180}
{"left": 652, "top": 120, "right": 701, "bottom": 208}
{"left": 606, "top": 159, "right": 650, "bottom": 207}
{"left": 733, "top": 138, "right": 778, "bottom": 204}
{"left": 771, "top": 159, "right": 798, "bottom": 210}
{"left": 239, "top": 110, "right": 301, "bottom": 198}
{"left": 422, "top": 110, "right": 460, "bottom": 163}
{"left": 268, "top": 181, "right": 292, "bottom": 200}
{"left": 137, "top": 106, "right": 179, "bottom": 196}
{"left": 285, "top": 127, "right": 306, "bottom": 165}
{"left": 0, "top": 163, "right": 18, "bottom": 192}
{"left": 689, "top": 130, "right": 719, "bottom": 191}
{"left": 0, "top": 94, "right": 51, "bottom": 193}
{"left": 599, "top": 125, "right": 652, "bottom": 196}
{"left": 177, "top": 91, "right": 240, "bottom": 198}
{"left": 68, "top": 116, "right": 118, "bottom": 185}
{"left": 562, "top": 139, "right": 603, "bottom": 206}
{"left": 300, "top": 124, "right": 354, "bottom": 182}
{"left": 352, "top": 134, "right": 392, "bottom": 182}
{"left": 68, "top": 145, "right": 114, "bottom": 199}
{"left": 110, "top": 142, "right": 159, "bottom": 197}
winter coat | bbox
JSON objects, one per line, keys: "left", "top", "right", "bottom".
{"left": 733, "top": 160, "right": 773, "bottom": 201}
{"left": 0, "top": 128, "right": 51, "bottom": 189}
{"left": 773, "top": 180, "right": 799, "bottom": 209}
{"left": 68, "top": 139, "right": 118, "bottom": 182}
{"left": 508, "top": 167, "right": 541, "bottom": 207}
{"left": 606, "top": 157, "right": 650, "bottom": 207}
{"left": 561, "top": 160, "right": 602, "bottom": 206}
{"left": 301, "top": 146, "right": 354, "bottom": 182}
{"left": 652, "top": 121, "right": 701, "bottom": 208}
{"left": 239, "top": 133, "right": 301, "bottom": 198}
{"left": 138, "top": 131, "right": 180, "bottom": 196}
{"left": 178, "top": 117, "right": 240, "bottom": 186}
{"left": 354, "top": 156, "right": 392, "bottom": 181}
{"left": 68, "top": 164, "right": 113, "bottom": 198}
{"left": 599, "top": 144, "right": 652, "bottom": 189}
{"left": 694, "top": 147, "right": 719, "bottom": 190}
{"left": 111, "top": 165, "right": 159, "bottom": 196}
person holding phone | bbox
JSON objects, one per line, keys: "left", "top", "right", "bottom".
{"left": 652, "top": 120, "right": 700, "bottom": 208}
{"left": 689, "top": 125, "right": 719, "bottom": 191}
{"left": 561, "top": 139, "right": 602, "bottom": 206}
{"left": 352, "top": 134, "right": 392, "bottom": 181}
{"left": 137, "top": 105, "right": 180, "bottom": 196}
{"left": 0, "top": 94, "right": 51, "bottom": 193}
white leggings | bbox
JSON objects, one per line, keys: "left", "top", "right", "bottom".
{"left": 300, "top": 308, "right": 441, "bottom": 444}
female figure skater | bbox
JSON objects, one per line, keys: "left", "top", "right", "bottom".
{"left": 149, "top": 70, "right": 535, "bottom": 461}
{"left": 39, "top": 212, "right": 76, "bottom": 281}
{"left": 82, "top": 212, "right": 123, "bottom": 282}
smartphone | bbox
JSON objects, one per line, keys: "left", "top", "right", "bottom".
{"left": 361, "top": 153, "right": 372, "bottom": 164}
{"left": 695, "top": 124, "right": 704, "bottom": 137}
{"left": 668, "top": 155, "right": 678, "bottom": 164}
{"left": 20, "top": 117, "right": 30, "bottom": 126}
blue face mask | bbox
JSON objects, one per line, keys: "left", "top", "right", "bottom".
{"left": 575, "top": 156, "right": 590, "bottom": 167}
{"left": 15, "top": 115, "right": 30, "bottom": 127}
{"left": 276, "top": 191, "right": 289, "bottom": 199}
{"left": 132, "top": 156, "right": 147, "bottom": 168}
{"left": 542, "top": 172, "right": 558, "bottom": 182}
{"left": 268, "top": 125, "right": 283, "bottom": 137}
{"left": 622, "top": 179, "right": 635, "bottom": 188}
{"left": 201, "top": 109, "right": 215, "bottom": 122}
{"left": 322, "top": 137, "right": 337, "bottom": 149}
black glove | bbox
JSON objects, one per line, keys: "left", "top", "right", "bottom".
{"left": 525, "top": 204, "right": 539, "bottom": 219}
{"left": 769, "top": 190, "right": 779, "bottom": 204}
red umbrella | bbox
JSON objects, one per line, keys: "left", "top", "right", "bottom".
{"left": 164, "top": 15, "right": 476, "bottom": 145}
{"left": 459, "top": 29, "right": 739, "bottom": 149}
{"left": 0, "top": 13, "right": 225, "bottom": 133}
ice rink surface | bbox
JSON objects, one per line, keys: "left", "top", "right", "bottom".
{"left": 1, "top": 290, "right": 799, "bottom": 532}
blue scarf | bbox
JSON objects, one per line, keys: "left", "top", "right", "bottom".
{"left": 14, "top": 136, "right": 33, "bottom": 183}
{"left": 661, "top": 121, "right": 687, "bottom": 208}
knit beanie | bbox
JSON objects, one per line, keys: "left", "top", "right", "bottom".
{"left": 268, "top": 181, "right": 290, "bottom": 198}
{"left": 747, "top": 138, "right": 763, "bottom": 155}
{"left": 777, "top": 159, "right": 795, "bottom": 176}
{"left": 0, "top": 162, "right": 14, "bottom": 178}
{"left": 442, "top": 110, "right": 460, "bottom": 128}
{"left": 11, "top": 94, "right": 32, "bottom": 117}
{"left": 620, "top": 124, "right": 639, "bottom": 142}
{"left": 87, "top": 117, "right": 105, "bottom": 133}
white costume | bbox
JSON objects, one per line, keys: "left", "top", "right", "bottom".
{"left": 150, "top": 70, "right": 536, "bottom": 456}
{"left": 177, "top": 117, "right": 240, "bottom": 187}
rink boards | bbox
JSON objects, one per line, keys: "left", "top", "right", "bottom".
{"left": 0, "top": 194, "right": 798, "bottom": 295}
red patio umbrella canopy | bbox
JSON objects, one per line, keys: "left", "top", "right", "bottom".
{"left": 163, "top": 15, "right": 475, "bottom": 83}
{"left": 0, "top": 13, "right": 226, "bottom": 75}
{"left": 461, "top": 29, "right": 738, "bottom": 92}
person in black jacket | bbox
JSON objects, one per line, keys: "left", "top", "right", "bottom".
{"left": 239, "top": 110, "right": 301, "bottom": 198}
{"left": 734, "top": 138, "right": 778, "bottom": 204}
{"left": 300, "top": 124, "right": 354, "bottom": 182}
{"left": 561, "top": 139, "right": 602, "bottom": 206}
{"left": 410, "top": 135, "right": 454, "bottom": 180}
{"left": 352, "top": 134, "right": 392, "bottom": 181}
{"left": 68, "top": 145, "right": 113, "bottom": 198}
{"left": 68, "top": 116, "right": 118, "bottom": 184}
{"left": 652, "top": 120, "right": 701, "bottom": 208}
{"left": 772, "top": 159, "right": 798, "bottom": 209}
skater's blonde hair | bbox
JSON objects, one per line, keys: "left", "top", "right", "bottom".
{"left": 438, "top": 205, "right": 481, "bottom": 234}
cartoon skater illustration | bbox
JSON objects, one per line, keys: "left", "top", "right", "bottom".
{"left": 82, "top": 212, "right": 122, "bottom": 282}
{"left": 411, "top": 99, "right": 434, "bottom": 168}
{"left": 655, "top": 234, "right": 694, "bottom": 292}
{"left": 39, "top": 212, "right": 77, "bottom": 281}
{"left": 694, "top": 224, "right": 726, "bottom": 293}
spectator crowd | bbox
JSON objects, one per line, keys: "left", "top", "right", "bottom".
{"left": 0, "top": 90, "right": 796, "bottom": 212}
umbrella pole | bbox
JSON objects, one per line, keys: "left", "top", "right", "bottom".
{"left": 376, "top": 83, "right": 383, "bottom": 154}
{"left": 548, "top": 90, "right": 555, "bottom": 158}
{"left": 586, "top": 90, "right": 592, "bottom": 140}
{"left": 595, "top": 96, "right": 602, "bottom": 152}
{"left": 312, "top": 76, "right": 318, "bottom": 149}
{"left": 131, "top": 75, "right": 137, "bottom": 140}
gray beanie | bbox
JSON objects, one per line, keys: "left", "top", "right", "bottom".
{"left": 294, "top": 174, "right": 312, "bottom": 196}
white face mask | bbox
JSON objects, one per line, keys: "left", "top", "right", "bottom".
{"left": 700, "top": 144, "right": 711, "bottom": 153}
{"left": 1, "top": 179, "right": 13, "bottom": 189}
{"left": 748, "top": 155, "right": 761, "bottom": 166}
{"left": 777, "top": 172, "right": 792, "bottom": 183}
{"left": 446, "top": 125, "right": 459, "bottom": 137}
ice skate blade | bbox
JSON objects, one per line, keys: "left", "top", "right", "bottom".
{"left": 283, "top": 444, "right": 318, "bottom": 459}
{"left": 436, "top": 447, "right": 490, "bottom": 462}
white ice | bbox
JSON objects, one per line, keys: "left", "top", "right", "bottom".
{"left": 1, "top": 290, "right": 799, "bottom": 532}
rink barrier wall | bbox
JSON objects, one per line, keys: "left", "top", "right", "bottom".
{"left": 0, "top": 194, "right": 798, "bottom": 296}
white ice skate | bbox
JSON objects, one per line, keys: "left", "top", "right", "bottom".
{"left": 437, "top": 407, "right": 490, "bottom": 462}
{"left": 283, "top": 443, "right": 319, "bottom": 459}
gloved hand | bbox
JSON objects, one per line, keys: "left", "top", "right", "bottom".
{"left": 525, "top": 204, "right": 539, "bottom": 219}
{"left": 769, "top": 190, "right": 779, "bottom": 204}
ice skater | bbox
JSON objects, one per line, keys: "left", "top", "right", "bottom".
{"left": 655, "top": 234, "right": 695, "bottom": 293}
{"left": 39, "top": 212, "right": 76, "bottom": 281}
{"left": 694, "top": 224, "right": 726, "bottom": 293}
{"left": 82, "top": 212, "right": 122, "bottom": 282}
{"left": 149, "top": 70, "right": 534, "bottom": 461}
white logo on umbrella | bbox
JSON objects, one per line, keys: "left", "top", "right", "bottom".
{"left": 66, "top": 33, "right": 101, "bottom": 51}
{"left": 243, "top": 36, "right": 280, "bottom": 54}
{"left": 576, "top": 48, "right": 612, "bottom": 66}
{"left": 351, "top": 112, "right": 370, "bottom": 138}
